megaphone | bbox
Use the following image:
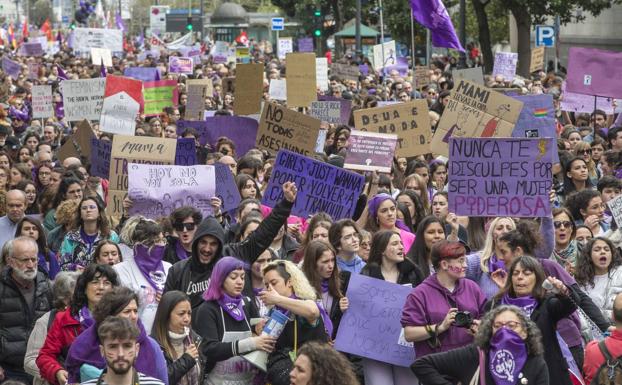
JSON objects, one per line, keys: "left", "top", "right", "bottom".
{"left": 242, "top": 310, "right": 290, "bottom": 372}
{"left": 242, "top": 350, "right": 268, "bottom": 372}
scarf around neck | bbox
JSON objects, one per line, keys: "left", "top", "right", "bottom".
{"left": 552, "top": 240, "right": 577, "bottom": 266}
{"left": 217, "top": 293, "right": 245, "bottom": 321}
{"left": 501, "top": 293, "right": 538, "bottom": 317}
{"left": 134, "top": 244, "right": 166, "bottom": 292}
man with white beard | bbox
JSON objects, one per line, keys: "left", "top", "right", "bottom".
{"left": 0, "top": 237, "right": 52, "bottom": 383}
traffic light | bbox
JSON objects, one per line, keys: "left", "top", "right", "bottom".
{"left": 313, "top": 9, "right": 322, "bottom": 37}
{"left": 186, "top": 16, "right": 193, "bottom": 31}
{"left": 314, "top": 10, "right": 321, "bottom": 17}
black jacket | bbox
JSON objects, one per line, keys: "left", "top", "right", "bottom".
{"left": 412, "top": 344, "right": 549, "bottom": 385}
{"left": 0, "top": 268, "right": 52, "bottom": 370}
{"left": 158, "top": 329, "right": 202, "bottom": 385}
{"left": 164, "top": 198, "right": 293, "bottom": 308}
{"left": 163, "top": 236, "right": 191, "bottom": 265}
{"left": 360, "top": 260, "right": 424, "bottom": 287}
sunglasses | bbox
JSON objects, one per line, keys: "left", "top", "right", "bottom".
{"left": 174, "top": 222, "right": 196, "bottom": 232}
{"left": 553, "top": 221, "right": 573, "bottom": 229}
{"left": 577, "top": 148, "right": 592, "bottom": 155}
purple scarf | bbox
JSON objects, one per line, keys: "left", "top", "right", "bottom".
{"left": 134, "top": 244, "right": 166, "bottom": 292}
{"left": 318, "top": 280, "right": 334, "bottom": 337}
{"left": 175, "top": 240, "right": 189, "bottom": 260}
{"left": 501, "top": 294, "right": 538, "bottom": 317}
{"left": 488, "top": 328, "right": 527, "bottom": 385}
{"left": 320, "top": 279, "right": 329, "bottom": 293}
{"left": 78, "top": 306, "right": 94, "bottom": 329}
{"left": 217, "top": 293, "right": 245, "bottom": 321}
{"left": 488, "top": 253, "right": 506, "bottom": 273}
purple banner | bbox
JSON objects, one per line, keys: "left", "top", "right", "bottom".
{"left": 334, "top": 274, "right": 416, "bottom": 367}
{"left": 297, "top": 38, "right": 314, "bottom": 52}
{"left": 261, "top": 150, "right": 365, "bottom": 220}
{"left": 317, "top": 95, "right": 352, "bottom": 125}
{"left": 123, "top": 67, "right": 160, "bottom": 82}
{"left": 560, "top": 81, "right": 613, "bottom": 114}
{"left": 175, "top": 138, "right": 197, "bottom": 166}
{"left": 215, "top": 162, "right": 241, "bottom": 213}
{"left": 448, "top": 138, "right": 554, "bottom": 217}
{"left": 2, "top": 58, "right": 21, "bottom": 79}
{"left": 566, "top": 47, "right": 622, "bottom": 99}
{"left": 22, "top": 42, "right": 44, "bottom": 56}
{"left": 176, "top": 116, "right": 258, "bottom": 156}
{"left": 90, "top": 138, "right": 112, "bottom": 179}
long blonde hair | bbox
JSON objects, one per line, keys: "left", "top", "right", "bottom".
{"left": 573, "top": 141, "right": 597, "bottom": 179}
{"left": 403, "top": 173, "right": 430, "bottom": 214}
{"left": 263, "top": 260, "right": 317, "bottom": 301}
{"left": 480, "top": 217, "right": 516, "bottom": 273}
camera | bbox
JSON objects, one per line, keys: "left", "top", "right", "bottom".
{"left": 454, "top": 311, "right": 473, "bottom": 328}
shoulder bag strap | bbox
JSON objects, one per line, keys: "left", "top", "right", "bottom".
{"left": 598, "top": 340, "right": 614, "bottom": 361}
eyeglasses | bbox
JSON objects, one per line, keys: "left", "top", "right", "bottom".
{"left": 553, "top": 221, "right": 573, "bottom": 229}
{"left": 577, "top": 149, "right": 592, "bottom": 155}
{"left": 492, "top": 321, "right": 522, "bottom": 331}
{"left": 174, "top": 222, "right": 196, "bottom": 232}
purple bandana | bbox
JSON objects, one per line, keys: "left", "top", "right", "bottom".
{"left": 175, "top": 240, "right": 189, "bottom": 260}
{"left": 501, "top": 294, "right": 538, "bottom": 317}
{"left": 488, "top": 254, "right": 506, "bottom": 273}
{"left": 367, "top": 193, "right": 396, "bottom": 221}
{"left": 78, "top": 306, "right": 94, "bottom": 329}
{"left": 134, "top": 244, "right": 166, "bottom": 292}
{"left": 488, "top": 328, "right": 527, "bottom": 385}
{"left": 317, "top": 300, "right": 334, "bottom": 337}
{"left": 320, "top": 279, "right": 329, "bottom": 293}
{"left": 218, "top": 293, "right": 245, "bottom": 321}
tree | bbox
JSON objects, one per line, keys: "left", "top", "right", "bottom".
{"left": 30, "top": 0, "right": 53, "bottom": 27}
{"left": 498, "top": 0, "right": 622, "bottom": 77}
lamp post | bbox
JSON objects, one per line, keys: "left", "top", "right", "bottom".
{"left": 458, "top": 0, "right": 467, "bottom": 68}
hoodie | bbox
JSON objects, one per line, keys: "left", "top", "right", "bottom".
{"left": 400, "top": 274, "right": 487, "bottom": 358}
{"left": 164, "top": 198, "right": 293, "bottom": 308}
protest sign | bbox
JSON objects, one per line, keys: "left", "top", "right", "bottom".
{"left": 286, "top": 53, "right": 316, "bottom": 108}
{"left": 269, "top": 79, "right": 287, "bottom": 101}
{"left": 566, "top": 47, "right": 622, "bottom": 99}
{"left": 453, "top": 67, "right": 484, "bottom": 85}
{"left": 123, "top": 67, "right": 160, "bottom": 82}
{"left": 177, "top": 116, "right": 259, "bottom": 156}
{"left": 57, "top": 120, "right": 96, "bottom": 162}
{"left": 316, "top": 58, "right": 329, "bottom": 92}
{"left": 168, "top": 56, "right": 193, "bottom": 74}
{"left": 211, "top": 41, "right": 229, "bottom": 63}
{"left": 414, "top": 66, "right": 430, "bottom": 89}
{"left": 32, "top": 85, "right": 53, "bottom": 119}
{"left": 372, "top": 40, "right": 397, "bottom": 70}
{"left": 318, "top": 95, "right": 352, "bottom": 125}
{"left": 431, "top": 79, "right": 523, "bottom": 157}
{"left": 108, "top": 135, "right": 176, "bottom": 217}
{"left": 330, "top": 63, "right": 359, "bottom": 82}
{"left": 137, "top": 50, "right": 161, "bottom": 61}
{"left": 262, "top": 150, "right": 365, "bottom": 220}
{"left": 256, "top": 102, "right": 321, "bottom": 157}
{"left": 2, "top": 58, "right": 21, "bottom": 79}
{"left": 344, "top": 131, "right": 397, "bottom": 173}
{"left": 560, "top": 82, "right": 613, "bottom": 114}
{"left": 27, "top": 62, "right": 39, "bottom": 80}
{"left": 73, "top": 28, "right": 123, "bottom": 52}
{"left": 298, "top": 38, "right": 314, "bottom": 52}
{"left": 334, "top": 274, "right": 415, "bottom": 367}
{"left": 354, "top": 100, "right": 431, "bottom": 157}
{"left": 175, "top": 138, "right": 197, "bottom": 166}
{"left": 185, "top": 79, "right": 212, "bottom": 120}
{"left": 90, "top": 48, "right": 113, "bottom": 67}
{"left": 277, "top": 37, "right": 293, "bottom": 60}
{"left": 90, "top": 138, "right": 112, "bottom": 178}
{"left": 128, "top": 164, "right": 215, "bottom": 219}
{"left": 21, "top": 42, "right": 44, "bottom": 56}
{"left": 309, "top": 101, "right": 341, "bottom": 124}
{"left": 100, "top": 75, "right": 142, "bottom": 135}
{"left": 215, "top": 163, "right": 241, "bottom": 213}
{"left": 492, "top": 52, "right": 518, "bottom": 81}
{"left": 607, "top": 194, "right": 622, "bottom": 228}
{"left": 448, "top": 137, "right": 554, "bottom": 217}
{"left": 359, "top": 64, "right": 369, "bottom": 76}
{"left": 315, "top": 130, "right": 327, "bottom": 153}
{"left": 236, "top": 47, "right": 250, "bottom": 62}
{"left": 61, "top": 78, "right": 106, "bottom": 121}
{"left": 511, "top": 94, "right": 557, "bottom": 140}
{"left": 143, "top": 80, "right": 178, "bottom": 116}
{"left": 383, "top": 57, "right": 408, "bottom": 76}
{"left": 234, "top": 63, "right": 263, "bottom": 115}
{"left": 530, "top": 47, "right": 545, "bottom": 73}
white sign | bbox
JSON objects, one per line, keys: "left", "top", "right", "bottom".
{"left": 32, "top": 85, "right": 53, "bottom": 119}
{"left": 100, "top": 92, "right": 140, "bottom": 135}
{"left": 73, "top": 28, "right": 123, "bottom": 52}
{"left": 310, "top": 101, "right": 341, "bottom": 124}
{"left": 271, "top": 17, "right": 284, "bottom": 31}
{"left": 372, "top": 40, "right": 396, "bottom": 70}
{"left": 149, "top": 6, "right": 169, "bottom": 35}
{"left": 316, "top": 58, "right": 329, "bottom": 92}
{"left": 90, "top": 48, "right": 113, "bottom": 67}
{"left": 277, "top": 38, "right": 293, "bottom": 60}
{"left": 608, "top": 194, "right": 622, "bottom": 229}
{"left": 269, "top": 79, "right": 287, "bottom": 101}
{"left": 61, "top": 78, "right": 107, "bottom": 121}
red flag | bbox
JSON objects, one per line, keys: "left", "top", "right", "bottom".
{"left": 21, "top": 19, "right": 28, "bottom": 38}
{"left": 235, "top": 31, "right": 249, "bottom": 46}
{"left": 40, "top": 19, "right": 52, "bottom": 41}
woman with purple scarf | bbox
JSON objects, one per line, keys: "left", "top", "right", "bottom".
{"left": 114, "top": 218, "right": 172, "bottom": 334}
{"left": 194, "top": 256, "right": 275, "bottom": 385}
{"left": 412, "top": 305, "right": 549, "bottom": 385}
{"left": 362, "top": 193, "right": 416, "bottom": 253}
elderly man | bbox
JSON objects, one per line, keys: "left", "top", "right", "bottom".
{"left": 0, "top": 237, "right": 52, "bottom": 383}
{"left": 0, "top": 190, "right": 27, "bottom": 247}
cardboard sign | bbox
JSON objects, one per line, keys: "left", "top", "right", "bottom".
{"left": 530, "top": 47, "right": 545, "bottom": 73}
{"left": 90, "top": 138, "right": 112, "bottom": 179}
{"left": 334, "top": 274, "right": 416, "bottom": 367}
{"left": 316, "top": 58, "right": 329, "bottom": 92}
{"left": 330, "top": 63, "right": 359, "bottom": 82}
{"left": 372, "top": 40, "right": 397, "bottom": 70}
{"left": 566, "top": 47, "right": 622, "bottom": 99}
{"left": 414, "top": 66, "right": 430, "bottom": 89}
{"left": 269, "top": 79, "right": 287, "bottom": 101}
{"left": 73, "top": 28, "right": 123, "bottom": 52}
{"left": 143, "top": 80, "right": 178, "bottom": 116}
{"left": 215, "top": 162, "right": 241, "bottom": 213}
{"left": 185, "top": 79, "right": 212, "bottom": 120}
{"left": 234, "top": 63, "right": 263, "bottom": 115}
{"left": 354, "top": 100, "right": 432, "bottom": 157}
{"left": 318, "top": 95, "right": 352, "bottom": 125}
{"left": 431, "top": 79, "right": 523, "bottom": 157}
{"left": 607, "top": 194, "right": 622, "bottom": 229}
{"left": 32, "top": 85, "right": 53, "bottom": 119}
{"left": 90, "top": 48, "right": 113, "bottom": 67}
{"left": 297, "top": 38, "right": 314, "bottom": 52}
{"left": 453, "top": 67, "right": 484, "bottom": 85}
{"left": 168, "top": 56, "right": 193, "bottom": 74}
{"left": 277, "top": 37, "right": 293, "bottom": 60}
{"left": 61, "top": 78, "right": 107, "bottom": 121}
{"left": 2, "top": 57, "right": 21, "bottom": 79}
{"left": 492, "top": 52, "right": 518, "bottom": 81}
{"left": 177, "top": 116, "right": 259, "bottom": 156}
{"left": 344, "top": 131, "right": 397, "bottom": 173}
{"left": 309, "top": 101, "right": 341, "bottom": 124}
{"left": 175, "top": 138, "right": 197, "bottom": 166}
{"left": 57, "top": 120, "right": 96, "bottom": 162}
{"left": 108, "top": 135, "right": 177, "bottom": 217}
{"left": 123, "top": 67, "right": 160, "bottom": 82}
{"left": 286, "top": 53, "right": 317, "bottom": 108}
{"left": 256, "top": 102, "right": 321, "bottom": 157}
{"left": 262, "top": 150, "right": 365, "bottom": 220}
{"left": 560, "top": 81, "right": 613, "bottom": 114}
{"left": 448, "top": 138, "right": 554, "bottom": 217}
{"left": 100, "top": 76, "right": 142, "bottom": 135}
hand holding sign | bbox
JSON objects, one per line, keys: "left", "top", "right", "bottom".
{"left": 283, "top": 181, "right": 298, "bottom": 203}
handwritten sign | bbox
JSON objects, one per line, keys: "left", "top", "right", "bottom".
{"left": 316, "top": 58, "right": 329, "bottom": 92}
{"left": 354, "top": 100, "right": 431, "bottom": 157}
{"left": 61, "top": 78, "right": 106, "bottom": 121}
{"left": 530, "top": 47, "right": 545, "bottom": 73}
{"left": 330, "top": 63, "right": 359, "bottom": 82}
{"left": 492, "top": 52, "right": 518, "bottom": 81}
{"left": 143, "top": 80, "right": 178, "bottom": 116}
{"left": 100, "top": 76, "right": 142, "bottom": 136}
{"left": 90, "top": 138, "right": 112, "bottom": 179}
{"left": 285, "top": 53, "right": 316, "bottom": 108}
{"left": 256, "top": 102, "right": 321, "bottom": 157}
{"left": 185, "top": 79, "right": 212, "bottom": 120}
{"left": 168, "top": 56, "right": 193, "bottom": 74}
{"left": 414, "top": 66, "right": 430, "bottom": 89}
{"left": 344, "top": 131, "right": 397, "bottom": 173}
{"left": 607, "top": 194, "right": 622, "bottom": 229}
{"left": 32, "top": 85, "right": 53, "bottom": 119}
{"left": 234, "top": 63, "right": 263, "bottom": 115}
{"left": 318, "top": 95, "right": 352, "bottom": 125}
{"left": 2, "top": 58, "right": 21, "bottom": 79}
{"left": 277, "top": 37, "right": 293, "bottom": 60}
{"left": 262, "top": 150, "right": 364, "bottom": 220}
{"left": 27, "top": 62, "right": 39, "bottom": 80}
{"left": 177, "top": 117, "right": 259, "bottom": 156}
{"left": 175, "top": 138, "right": 197, "bottom": 166}
{"left": 431, "top": 79, "right": 523, "bottom": 157}
{"left": 215, "top": 163, "right": 241, "bottom": 213}
{"left": 269, "top": 79, "right": 287, "bottom": 101}
{"left": 309, "top": 101, "right": 341, "bottom": 124}
{"left": 448, "top": 138, "right": 553, "bottom": 217}
{"left": 91, "top": 47, "right": 113, "bottom": 67}
{"left": 372, "top": 40, "right": 397, "bottom": 71}
{"left": 334, "top": 274, "right": 415, "bottom": 367}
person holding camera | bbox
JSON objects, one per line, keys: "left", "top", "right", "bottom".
{"left": 401, "top": 240, "right": 487, "bottom": 359}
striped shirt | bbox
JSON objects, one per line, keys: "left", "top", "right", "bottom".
{"left": 81, "top": 372, "right": 164, "bottom": 385}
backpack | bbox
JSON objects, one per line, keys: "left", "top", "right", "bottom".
{"left": 592, "top": 340, "right": 622, "bottom": 385}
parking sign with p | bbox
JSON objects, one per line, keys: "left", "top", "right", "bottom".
{"left": 536, "top": 25, "right": 555, "bottom": 47}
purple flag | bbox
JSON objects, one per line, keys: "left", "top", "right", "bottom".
{"left": 115, "top": 12, "right": 126, "bottom": 32}
{"left": 566, "top": 47, "right": 622, "bottom": 99}
{"left": 100, "top": 57, "right": 106, "bottom": 78}
{"left": 56, "top": 31, "right": 62, "bottom": 45}
{"left": 56, "top": 64, "right": 68, "bottom": 81}
{"left": 410, "top": 0, "right": 464, "bottom": 51}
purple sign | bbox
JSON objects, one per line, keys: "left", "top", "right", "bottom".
{"left": 297, "top": 38, "right": 314, "bottom": 53}
{"left": 177, "top": 116, "right": 258, "bottom": 156}
{"left": 215, "top": 162, "right": 241, "bottom": 213}
{"left": 262, "top": 150, "right": 365, "bottom": 220}
{"left": 560, "top": 82, "right": 613, "bottom": 114}
{"left": 22, "top": 42, "right": 44, "bottom": 56}
{"left": 2, "top": 58, "right": 21, "bottom": 79}
{"left": 448, "top": 138, "right": 554, "bottom": 217}
{"left": 344, "top": 131, "right": 397, "bottom": 173}
{"left": 383, "top": 57, "right": 409, "bottom": 76}
{"left": 123, "top": 67, "right": 160, "bottom": 82}
{"left": 359, "top": 64, "right": 369, "bottom": 76}
{"left": 511, "top": 94, "right": 558, "bottom": 162}
{"left": 175, "top": 138, "right": 197, "bottom": 166}
{"left": 317, "top": 95, "right": 352, "bottom": 125}
{"left": 334, "top": 274, "right": 416, "bottom": 367}
{"left": 168, "top": 56, "right": 193, "bottom": 74}
{"left": 90, "top": 138, "right": 112, "bottom": 179}
{"left": 566, "top": 47, "right": 622, "bottom": 99}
